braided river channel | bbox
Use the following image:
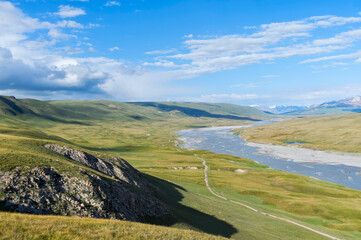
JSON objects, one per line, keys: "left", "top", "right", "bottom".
{"left": 177, "top": 120, "right": 361, "bottom": 191}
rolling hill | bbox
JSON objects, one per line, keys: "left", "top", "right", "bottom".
{"left": 1, "top": 95, "right": 361, "bottom": 240}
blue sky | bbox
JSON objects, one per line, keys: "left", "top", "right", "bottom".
{"left": 1, "top": 0, "right": 361, "bottom": 106}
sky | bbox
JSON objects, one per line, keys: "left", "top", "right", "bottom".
{"left": 1, "top": 0, "right": 361, "bottom": 106}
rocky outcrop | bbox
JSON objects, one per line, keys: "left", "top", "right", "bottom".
{"left": 0, "top": 145, "right": 171, "bottom": 222}
{"left": 44, "top": 144, "right": 151, "bottom": 194}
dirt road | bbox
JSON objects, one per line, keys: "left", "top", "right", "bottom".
{"left": 195, "top": 154, "right": 340, "bottom": 240}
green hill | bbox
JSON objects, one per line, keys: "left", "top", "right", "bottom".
{"left": 1, "top": 96, "right": 361, "bottom": 240}
{"left": 284, "top": 106, "right": 361, "bottom": 115}
{"left": 0, "top": 96, "right": 269, "bottom": 121}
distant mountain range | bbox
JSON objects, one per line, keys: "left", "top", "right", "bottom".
{"left": 311, "top": 96, "right": 361, "bottom": 108}
{"left": 255, "top": 105, "right": 308, "bottom": 114}
{"left": 256, "top": 96, "right": 361, "bottom": 115}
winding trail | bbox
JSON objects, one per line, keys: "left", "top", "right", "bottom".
{"left": 195, "top": 154, "right": 341, "bottom": 240}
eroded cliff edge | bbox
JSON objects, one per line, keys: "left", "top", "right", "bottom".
{"left": 0, "top": 144, "right": 171, "bottom": 222}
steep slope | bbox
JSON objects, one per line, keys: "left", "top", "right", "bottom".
{"left": 0, "top": 96, "right": 35, "bottom": 116}
{"left": 0, "top": 140, "right": 171, "bottom": 222}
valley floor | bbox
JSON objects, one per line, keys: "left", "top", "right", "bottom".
{"left": 1, "top": 98, "right": 361, "bottom": 239}
{"left": 246, "top": 141, "right": 361, "bottom": 168}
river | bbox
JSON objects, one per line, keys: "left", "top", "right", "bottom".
{"left": 177, "top": 120, "right": 361, "bottom": 191}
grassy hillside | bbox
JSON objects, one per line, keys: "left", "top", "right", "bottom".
{"left": 0, "top": 212, "right": 225, "bottom": 240}
{"left": 284, "top": 106, "right": 361, "bottom": 116}
{"left": 1, "top": 96, "right": 361, "bottom": 239}
{"left": 240, "top": 113, "right": 361, "bottom": 153}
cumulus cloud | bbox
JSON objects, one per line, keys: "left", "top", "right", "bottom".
{"left": 0, "top": 2, "right": 108, "bottom": 94}
{"left": 2, "top": 1, "right": 361, "bottom": 103}
{"left": 55, "top": 5, "right": 86, "bottom": 18}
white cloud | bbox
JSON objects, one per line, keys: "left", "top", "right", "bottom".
{"left": 0, "top": 2, "right": 106, "bottom": 93}
{"left": 2, "top": 1, "right": 361, "bottom": 102}
{"left": 87, "top": 23, "right": 100, "bottom": 28}
{"left": 0, "top": 0, "right": 183, "bottom": 100}
{"left": 230, "top": 83, "right": 259, "bottom": 88}
{"left": 55, "top": 5, "right": 86, "bottom": 18}
{"left": 109, "top": 46, "right": 120, "bottom": 51}
{"left": 300, "top": 50, "right": 361, "bottom": 63}
{"left": 48, "top": 28, "right": 75, "bottom": 39}
{"left": 143, "top": 60, "right": 189, "bottom": 68}
{"left": 105, "top": 1, "right": 121, "bottom": 7}
{"left": 190, "top": 93, "right": 261, "bottom": 103}
{"left": 145, "top": 49, "right": 176, "bottom": 55}
{"left": 184, "top": 34, "right": 193, "bottom": 38}
{"left": 288, "top": 84, "right": 361, "bottom": 101}
{"left": 56, "top": 20, "right": 84, "bottom": 29}
{"left": 262, "top": 75, "right": 279, "bottom": 78}
{"left": 138, "top": 14, "right": 361, "bottom": 85}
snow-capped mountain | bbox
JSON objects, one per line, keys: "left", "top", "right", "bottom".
{"left": 255, "top": 105, "right": 308, "bottom": 114}
{"left": 312, "top": 96, "right": 361, "bottom": 108}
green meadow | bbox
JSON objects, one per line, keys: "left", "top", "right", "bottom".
{"left": 0, "top": 96, "right": 361, "bottom": 239}
{"left": 240, "top": 113, "right": 361, "bottom": 153}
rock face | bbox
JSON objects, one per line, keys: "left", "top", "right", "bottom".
{"left": 44, "top": 144, "right": 151, "bottom": 194}
{"left": 0, "top": 144, "right": 171, "bottom": 222}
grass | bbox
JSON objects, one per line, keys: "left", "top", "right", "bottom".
{"left": 240, "top": 113, "right": 361, "bottom": 153}
{"left": 0, "top": 212, "right": 226, "bottom": 240}
{"left": 284, "top": 106, "right": 361, "bottom": 115}
{"left": 1, "top": 96, "right": 361, "bottom": 239}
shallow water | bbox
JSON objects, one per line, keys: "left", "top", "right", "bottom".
{"left": 284, "top": 141, "right": 306, "bottom": 144}
{"left": 177, "top": 120, "right": 361, "bottom": 191}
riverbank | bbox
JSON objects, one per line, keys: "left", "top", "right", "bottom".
{"left": 246, "top": 141, "right": 361, "bottom": 168}
{"left": 240, "top": 113, "right": 361, "bottom": 154}
{"left": 177, "top": 120, "right": 361, "bottom": 191}
{"left": 177, "top": 124, "right": 361, "bottom": 239}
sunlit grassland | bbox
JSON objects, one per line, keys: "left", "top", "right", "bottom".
{"left": 239, "top": 113, "right": 361, "bottom": 153}
{"left": 0, "top": 212, "right": 226, "bottom": 240}
{"left": 196, "top": 151, "right": 361, "bottom": 239}
{"left": 1, "top": 99, "right": 361, "bottom": 239}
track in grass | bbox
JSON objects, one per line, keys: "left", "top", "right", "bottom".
{"left": 195, "top": 154, "right": 341, "bottom": 240}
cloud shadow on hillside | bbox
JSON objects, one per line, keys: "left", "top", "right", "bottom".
{"left": 129, "top": 102, "right": 260, "bottom": 121}
{"left": 145, "top": 174, "right": 238, "bottom": 238}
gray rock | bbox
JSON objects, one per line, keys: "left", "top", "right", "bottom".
{"left": 0, "top": 145, "right": 171, "bottom": 223}
{"left": 44, "top": 144, "right": 151, "bottom": 193}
